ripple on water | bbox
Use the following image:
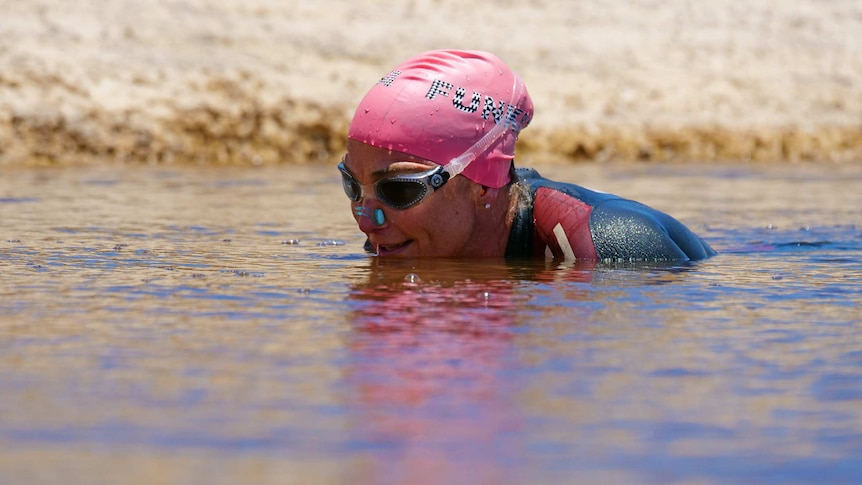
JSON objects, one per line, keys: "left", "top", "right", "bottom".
{"left": 1, "top": 164, "right": 862, "bottom": 484}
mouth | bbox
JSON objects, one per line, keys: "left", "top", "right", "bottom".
{"left": 376, "top": 240, "right": 413, "bottom": 256}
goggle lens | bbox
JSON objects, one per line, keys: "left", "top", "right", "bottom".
{"left": 377, "top": 179, "right": 427, "bottom": 209}
{"left": 340, "top": 170, "right": 361, "bottom": 201}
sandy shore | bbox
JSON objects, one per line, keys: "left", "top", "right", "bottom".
{"left": 1, "top": 0, "right": 860, "bottom": 166}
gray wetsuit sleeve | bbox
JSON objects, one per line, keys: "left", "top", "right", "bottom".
{"left": 590, "top": 199, "right": 715, "bottom": 262}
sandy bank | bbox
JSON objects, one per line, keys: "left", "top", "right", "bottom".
{"left": 1, "top": 0, "right": 860, "bottom": 166}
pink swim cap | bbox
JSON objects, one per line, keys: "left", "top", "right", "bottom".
{"left": 348, "top": 50, "right": 533, "bottom": 188}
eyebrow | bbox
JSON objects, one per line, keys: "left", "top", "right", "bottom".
{"left": 370, "top": 165, "right": 428, "bottom": 178}
{"left": 342, "top": 159, "right": 436, "bottom": 180}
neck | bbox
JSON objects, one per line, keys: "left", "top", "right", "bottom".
{"left": 467, "top": 187, "right": 518, "bottom": 258}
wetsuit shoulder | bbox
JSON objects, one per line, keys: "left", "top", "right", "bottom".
{"left": 507, "top": 167, "right": 715, "bottom": 262}
{"left": 509, "top": 168, "right": 612, "bottom": 260}
{"left": 589, "top": 198, "right": 716, "bottom": 261}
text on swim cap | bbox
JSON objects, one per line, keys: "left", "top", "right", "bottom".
{"left": 424, "top": 79, "right": 529, "bottom": 132}
{"left": 378, "top": 70, "right": 402, "bottom": 87}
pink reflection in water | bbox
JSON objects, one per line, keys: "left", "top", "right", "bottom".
{"left": 342, "top": 259, "right": 594, "bottom": 484}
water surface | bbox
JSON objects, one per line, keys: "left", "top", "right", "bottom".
{"left": 1, "top": 162, "right": 861, "bottom": 484}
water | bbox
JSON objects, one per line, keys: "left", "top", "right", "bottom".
{"left": 1, "top": 162, "right": 861, "bottom": 484}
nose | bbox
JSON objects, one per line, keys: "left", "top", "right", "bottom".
{"left": 354, "top": 201, "right": 387, "bottom": 233}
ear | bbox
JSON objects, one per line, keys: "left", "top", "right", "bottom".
{"left": 476, "top": 184, "right": 499, "bottom": 203}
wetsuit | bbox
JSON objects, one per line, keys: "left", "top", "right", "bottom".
{"left": 505, "top": 168, "right": 715, "bottom": 262}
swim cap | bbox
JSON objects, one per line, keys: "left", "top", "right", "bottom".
{"left": 348, "top": 50, "right": 533, "bottom": 188}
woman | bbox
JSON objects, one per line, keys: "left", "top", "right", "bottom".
{"left": 339, "top": 50, "right": 715, "bottom": 261}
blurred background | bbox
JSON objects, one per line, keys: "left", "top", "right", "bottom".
{"left": 1, "top": 0, "right": 860, "bottom": 167}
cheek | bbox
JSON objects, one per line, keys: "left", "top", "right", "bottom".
{"left": 385, "top": 181, "right": 478, "bottom": 252}
{"left": 415, "top": 197, "right": 475, "bottom": 245}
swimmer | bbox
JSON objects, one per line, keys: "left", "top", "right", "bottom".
{"left": 340, "top": 50, "right": 715, "bottom": 261}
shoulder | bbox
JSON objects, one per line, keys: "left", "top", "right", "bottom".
{"left": 514, "top": 167, "right": 612, "bottom": 203}
{"left": 589, "top": 199, "right": 715, "bottom": 261}
{"left": 514, "top": 168, "right": 611, "bottom": 260}
{"left": 511, "top": 166, "right": 715, "bottom": 262}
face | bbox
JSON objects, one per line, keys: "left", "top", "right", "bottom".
{"left": 342, "top": 139, "right": 485, "bottom": 258}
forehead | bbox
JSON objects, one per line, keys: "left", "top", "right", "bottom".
{"left": 345, "top": 139, "right": 439, "bottom": 177}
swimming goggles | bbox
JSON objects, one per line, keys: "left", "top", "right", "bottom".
{"left": 338, "top": 76, "right": 524, "bottom": 210}
{"left": 338, "top": 161, "right": 454, "bottom": 210}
